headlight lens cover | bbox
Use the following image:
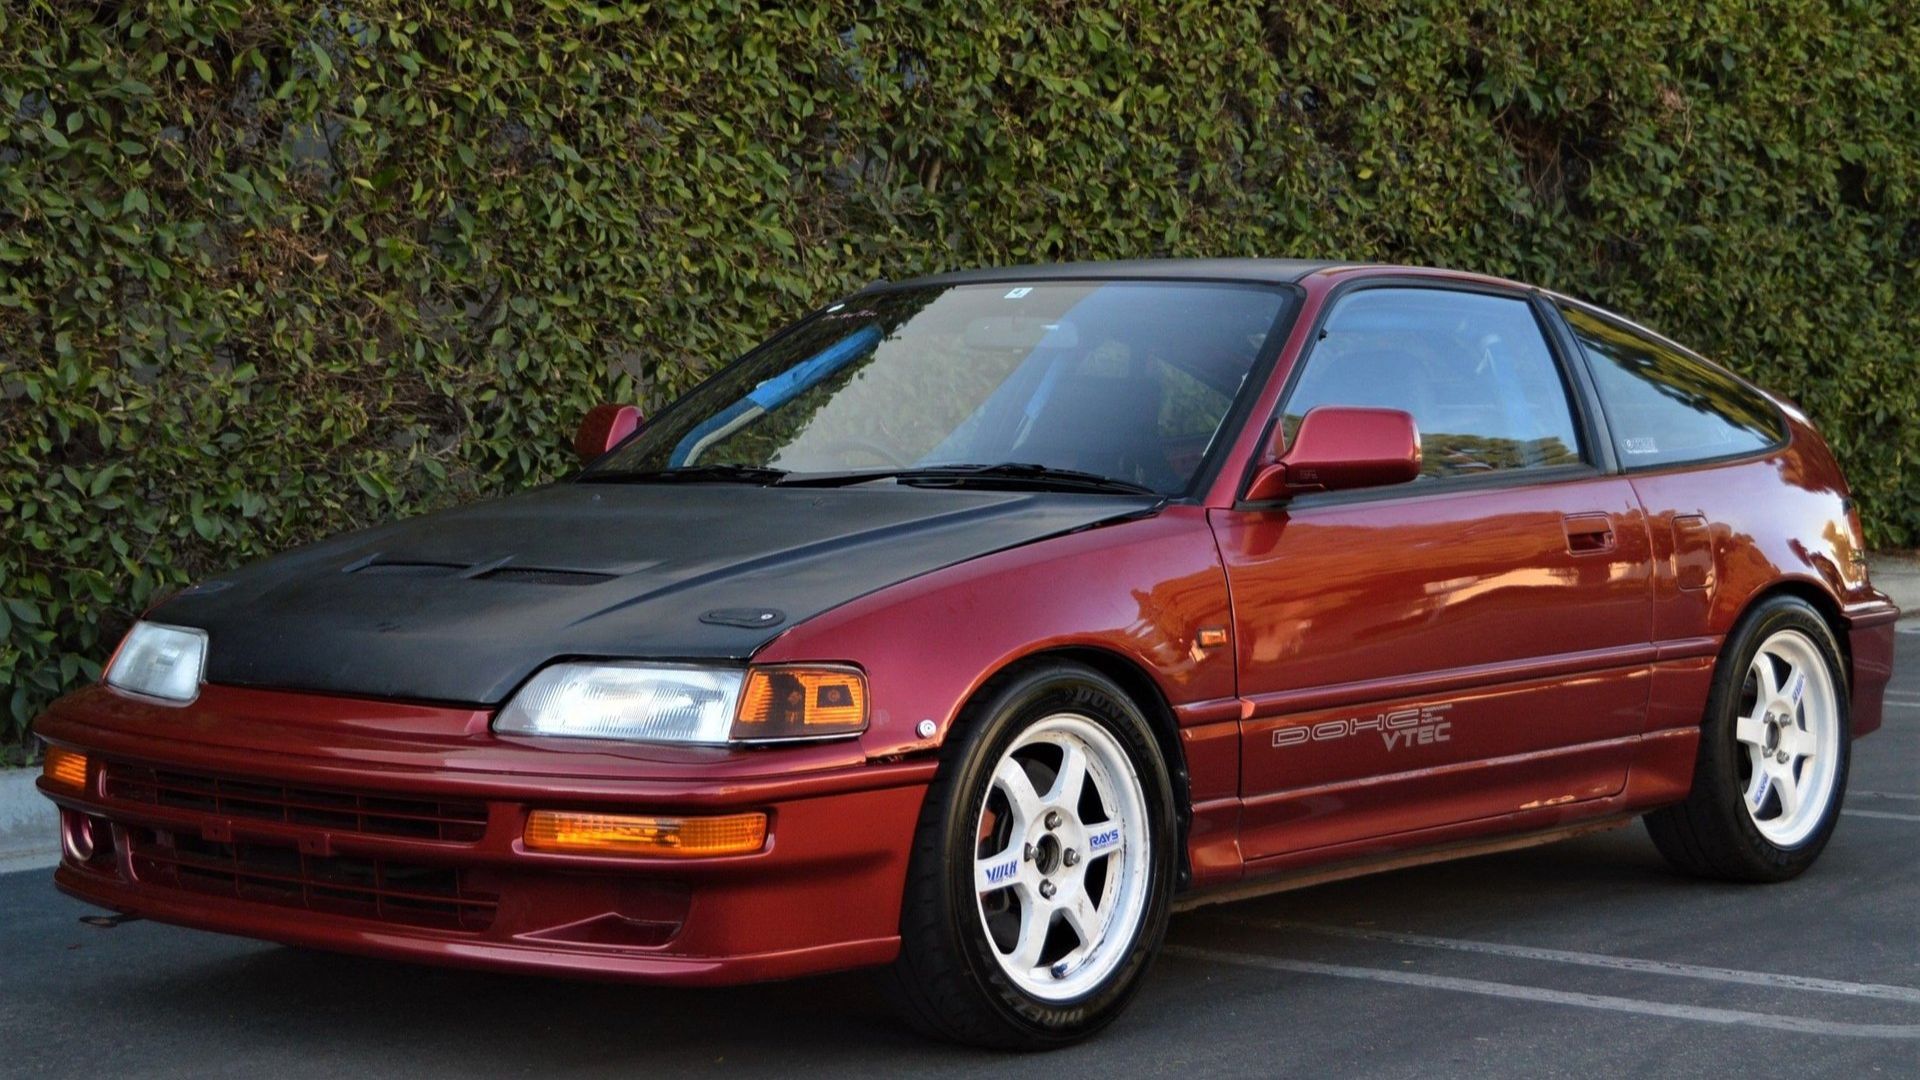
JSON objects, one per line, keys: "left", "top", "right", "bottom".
{"left": 494, "top": 662, "right": 867, "bottom": 744}
{"left": 104, "top": 621, "right": 208, "bottom": 703}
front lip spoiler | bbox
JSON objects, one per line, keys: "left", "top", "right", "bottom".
{"left": 50, "top": 864, "right": 905, "bottom": 986}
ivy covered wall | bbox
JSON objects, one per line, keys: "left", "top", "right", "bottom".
{"left": 2, "top": 1, "right": 1914, "bottom": 750}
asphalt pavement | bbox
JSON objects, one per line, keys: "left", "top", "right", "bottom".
{"left": 3, "top": 633, "right": 1916, "bottom": 1078}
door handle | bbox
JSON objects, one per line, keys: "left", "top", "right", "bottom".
{"left": 1564, "top": 513, "right": 1615, "bottom": 555}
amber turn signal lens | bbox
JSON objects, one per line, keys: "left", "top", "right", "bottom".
{"left": 524, "top": 810, "right": 767, "bottom": 858}
{"left": 733, "top": 666, "right": 867, "bottom": 741}
{"left": 43, "top": 746, "right": 88, "bottom": 791}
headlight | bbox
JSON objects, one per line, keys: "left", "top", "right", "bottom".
{"left": 494, "top": 662, "right": 867, "bottom": 745}
{"left": 104, "top": 621, "right": 208, "bottom": 704}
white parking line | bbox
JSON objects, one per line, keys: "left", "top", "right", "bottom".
{"left": 1165, "top": 947, "right": 1920, "bottom": 1039}
{"left": 1215, "top": 918, "right": 1920, "bottom": 1005}
{"left": 1845, "top": 809, "right": 1920, "bottom": 823}
{"left": 1857, "top": 791, "right": 1920, "bottom": 800}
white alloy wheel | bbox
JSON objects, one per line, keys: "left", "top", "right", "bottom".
{"left": 971, "top": 712, "right": 1151, "bottom": 1002}
{"left": 1734, "top": 628, "right": 1842, "bottom": 847}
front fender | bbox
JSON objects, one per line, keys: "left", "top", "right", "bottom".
{"left": 754, "top": 505, "right": 1237, "bottom": 763}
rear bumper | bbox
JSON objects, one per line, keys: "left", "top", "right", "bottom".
{"left": 1845, "top": 599, "right": 1900, "bottom": 738}
{"left": 35, "top": 684, "right": 931, "bottom": 986}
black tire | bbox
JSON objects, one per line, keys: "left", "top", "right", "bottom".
{"left": 1644, "top": 596, "right": 1851, "bottom": 882}
{"left": 883, "top": 661, "right": 1178, "bottom": 1050}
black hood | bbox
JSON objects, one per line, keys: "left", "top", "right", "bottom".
{"left": 151, "top": 483, "right": 1158, "bottom": 705}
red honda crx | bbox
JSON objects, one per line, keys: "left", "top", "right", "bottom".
{"left": 36, "top": 260, "right": 1897, "bottom": 1048}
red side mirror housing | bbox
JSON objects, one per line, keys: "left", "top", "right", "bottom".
{"left": 1244, "top": 406, "right": 1422, "bottom": 503}
{"left": 574, "top": 403, "right": 644, "bottom": 462}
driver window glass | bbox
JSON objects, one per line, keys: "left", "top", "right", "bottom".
{"left": 1282, "top": 288, "right": 1585, "bottom": 480}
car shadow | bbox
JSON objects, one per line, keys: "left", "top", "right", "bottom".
{"left": 102, "top": 944, "right": 938, "bottom": 1070}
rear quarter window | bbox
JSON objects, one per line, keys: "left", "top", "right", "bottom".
{"left": 1558, "top": 304, "right": 1787, "bottom": 468}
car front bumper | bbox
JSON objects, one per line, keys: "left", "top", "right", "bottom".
{"left": 34, "top": 684, "right": 932, "bottom": 985}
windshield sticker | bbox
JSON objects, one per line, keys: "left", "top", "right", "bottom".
{"left": 1003, "top": 286, "right": 1032, "bottom": 299}
{"left": 1622, "top": 437, "right": 1659, "bottom": 455}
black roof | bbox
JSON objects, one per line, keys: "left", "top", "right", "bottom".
{"left": 880, "top": 258, "right": 1345, "bottom": 291}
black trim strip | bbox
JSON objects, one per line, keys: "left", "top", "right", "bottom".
{"left": 1245, "top": 462, "right": 1603, "bottom": 515}
{"left": 1532, "top": 292, "right": 1621, "bottom": 475}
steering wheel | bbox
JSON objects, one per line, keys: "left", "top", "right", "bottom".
{"left": 815, "top": 437, "right": 912, "bottom": 469}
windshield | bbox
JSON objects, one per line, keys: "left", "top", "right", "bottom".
{"left": 587, "top": 280, "right": 1296, "bottom": 495}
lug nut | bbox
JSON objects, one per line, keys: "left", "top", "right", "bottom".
{"left": 1039, "top": 880, "right": 1057, "bottom": 899}
{"left": 1064, "top": 848, "right": 1080, "bottom": 867}
{"left": 1045, "top": 810, "right": 1062, "bottom": 830}
{"left": 1776, "top": 750, "right": 1789, "bottom": 763}
{"left": 1023, "top": 842, "right": 1035, "bottom": 862}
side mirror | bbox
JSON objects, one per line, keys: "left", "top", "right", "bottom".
{"left": 1244, "top": 406, "right": 1421, "bottom": 503}
{"left": 574, "top": 403, "right": 645, "bottom": 462}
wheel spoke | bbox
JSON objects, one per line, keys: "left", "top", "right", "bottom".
{"left": 1083, "top": 820, "right": 1124, "bottom": 862}
{"left": 1008, "top": 898, "right": 1052, "bottom": 970}
{"left": 1047, "top": 741, "right": 1088, "bottom": 810}
{"left": 1752, "top": 653, "right": 1782, "bottom": 702}
{"left": 1734, "top": 707, "right": 1766, "bottom": 749}
{"left": 975, "top": 843, "right": 1026, "bottom": 896}
{"left": 1783, "top": 722, "right": 1817, "bottom": 763}
{"left": 1783, "top": 662, "right": 1807, "bottom": 711}
{"left": 993, "top": 757, "right": 1043, "bottom": 830}
{"left": 1060, "top": 891, "right": 1102, "bottom": 948}
{"left": 1745, "top": 763, "right": 1773, "bottom": 814}
{"left": 1770, "top": 761, "right": 1801, "bottom": 820}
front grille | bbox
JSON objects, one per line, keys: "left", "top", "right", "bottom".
{"left": 106, "top": 763, "right": 489, "bottom": 843}
{"left": 129, "top": 828, "right": 498, "bottom": 932}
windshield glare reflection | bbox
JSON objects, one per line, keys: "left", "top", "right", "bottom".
{"left": 588, "top": 281, "right": 1295, "bottom": 496}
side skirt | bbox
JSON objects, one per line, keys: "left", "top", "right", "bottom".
{"left": 1172, "top": 813, "right": 1638, "bottom": 913}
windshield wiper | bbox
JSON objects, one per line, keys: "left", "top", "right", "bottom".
{"left": 580, "top": 464, "right": 790, "bottom": 486}
{"left": 785, "top": 463, "right": 1158, "bottom": 496}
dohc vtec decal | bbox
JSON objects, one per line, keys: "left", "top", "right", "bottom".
{"left": 1271, "top": 703, "right": 1454, "bottom": 752}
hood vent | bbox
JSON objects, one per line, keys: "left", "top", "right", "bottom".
{"left": 350, "top": 559, "right": 610, "bottom": 587}
{"left": 474, "top": 567, "right": 615, "bottom": 587}
{"left": 353, "top": 560, "right": 465, "bottom": 578}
